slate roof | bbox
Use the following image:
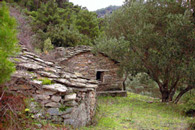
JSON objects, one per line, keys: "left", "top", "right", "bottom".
{"left": 11, "top": 46, "right": 98, "bottom": 91}
{"left": 57, "top": 45, "right": 119, "bottom": 63}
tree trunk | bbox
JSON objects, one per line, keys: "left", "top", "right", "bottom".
{"left": 159, "top": 83, "right": 170, "bottom": 102}
{"left": 174, "top": 85, "right": 194, "bottom": 104}
{"left": 168, "top": 79, "right": 179, "bottom": 102}
{"left": 168, "top": 90, "right": 175, "bottom": 102}
{"left": 122, "top": 74, "right": 128, "bottom": 91}
{"left": 161, "top": 91, "right": 170, "bottom": 102}
{"left": 189, "top": 0, "right": 191, "bottom": 9}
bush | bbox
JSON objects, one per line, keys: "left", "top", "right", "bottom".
{"left": 43, "top": 38, "right": 54, "bottom": 53}
{"left": 0, "top": 2, "right": 19, "bottom": 84}
{"left": 188, "top": 118, "right": 195, "bottom": 130}
{"left": 182, "top": 91, "right": 195, "bottom": 117}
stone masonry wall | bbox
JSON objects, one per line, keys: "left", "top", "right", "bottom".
{"left": 60, "top": 52, "right": 123, "bottom": 91}
{"left": 8, "top": 47, "right": 98, "bottom": 128}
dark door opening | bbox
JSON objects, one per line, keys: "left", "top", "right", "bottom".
{"left": 96, "top": 71, "right": 104, "bottom": 81}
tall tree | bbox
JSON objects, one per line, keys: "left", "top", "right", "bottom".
{"left": 29, "top": 0, "right": 95, "bottom": 48}
{"left": 95, "top": 0, "right": 195, "bottom": 103}
{"left": 0, "top": 2, "right": 19, "bottom": 84}
{"left": 76, "top": 9, "right": 101, "bottom": 43}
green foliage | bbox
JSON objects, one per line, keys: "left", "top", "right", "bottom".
{"left": 42, "top": 79, "right": 52, "bottom": 85}
{"left": 46, "top": 24, "right": 91, "bottom": 47}
{"left": 0, "top": 2, "right": 19, "bottom": 84}
{"left": 6, "top": 0, "right": 102, "bottom": 50}
{"left": 20, "top": 0, "right": 102, "bottom": 49}
{"left": 43, "top": 38, "right": 54, "bottom": 53}
{"left": 94, "top": 0, "right": 195, "bottom": 102}
{"left": 188, "top": 118, "right": 195, "bottom": 130}
{"left": 25, "top": 108, "right": 30, "bottom": 112}
{"left": 182, "top": 91, "right": 195, "bottom": 116}
{"left": 59, "top": 105, "right": 71, "bottom": 112}
{"left": 5, "top": 0, "right": 46, "bottom": 11}
{"left": 38, "top": 78, "right": 52, "bottom": 85}
{"left": 76, "top": 10, "right": 100, "bottom": 42}
{"left": 126, "top": 73, "right": 160, "bottom": 98}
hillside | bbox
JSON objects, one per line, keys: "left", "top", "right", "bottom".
{"left": 9, "top": 6, "right": 34, "bottom": 51}
{"left": 95, "top": 5, "right": 121, "bottom": 18}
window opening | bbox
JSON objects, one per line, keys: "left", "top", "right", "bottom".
{"left": 96, "top": 71, "right": 104, "bottom": 81}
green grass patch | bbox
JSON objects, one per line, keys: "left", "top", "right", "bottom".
{"left": 59, "top": 105, "right": 71, "bottom": 112}
{"left": 81, "top": 92, "right": 190, "bottom": 130}
{"left": 12, "top": 58, "right": 21, "bottom": 62}
{"left": 38, "top": 78, "right": 53, "bottom": 85}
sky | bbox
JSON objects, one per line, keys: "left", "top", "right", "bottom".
{"left": 69, "top": 0, "right": 125, "bottom": 11}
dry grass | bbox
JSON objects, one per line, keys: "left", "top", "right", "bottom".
{"left": 9, "top": 5, "right": 34, "bottom": 51}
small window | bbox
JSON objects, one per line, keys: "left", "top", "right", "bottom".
{"left": 96, "top": 71, "right": 104, "bottom": 81}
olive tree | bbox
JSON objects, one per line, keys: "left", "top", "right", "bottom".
{"left": 95, "top": 0, "right": 195, "bottom": 103}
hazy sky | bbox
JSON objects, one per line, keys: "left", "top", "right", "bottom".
{"left": 69, "top": 0, "right": 125, "bottom": 11}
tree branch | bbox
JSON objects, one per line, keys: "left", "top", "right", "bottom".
{"left": 169, "top": 75, "right": 180, "bottom": 94}
{"left": 174, "top": 85, "right": 194, "bottom": 104}
{"left": 0, "top": 89, "right": 5, "bottom": 102}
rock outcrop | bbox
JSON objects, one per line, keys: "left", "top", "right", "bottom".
{"left": 9, "top": 47, "right": 98, "bottom": 128}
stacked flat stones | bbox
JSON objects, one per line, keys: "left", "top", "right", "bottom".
{"left": 10, "top": 47, "right": 98, "bottom": 128}
{"left": 56, "top": 45, "right": 92, "bottom": 62}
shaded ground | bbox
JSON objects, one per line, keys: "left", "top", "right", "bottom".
{"left": 82, "top": 93, "right": 190, "bottom": 130}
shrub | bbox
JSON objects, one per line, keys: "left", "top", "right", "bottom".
{"left": 0, "top": 2, "right": 19, "bottom": 84}
{"left": 188, "top": 118, "right": 195, "bottom": 130}
{"left": 43, "top": 38, "right": 54, "bottom": 53}
{"left": 182, "top": 91, "right": 195, "bottom": 117}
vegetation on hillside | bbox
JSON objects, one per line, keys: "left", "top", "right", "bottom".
{"left": 6, "top": 0, "right": 102, "bottom": 51}
{"left": 29, "top": 1, "right": 101, "bottom": 50}
{"left": 0, "top": 1, "right": 19, "bottom": 84}
{"left": 94, "top": 0, "right": 195, "bottom": 103}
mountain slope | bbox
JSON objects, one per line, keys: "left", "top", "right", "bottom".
{"left": 9, "top": 6, "right": 34, "bottom": 51}
{"left": 95, "top": 5, "right": 120, "bottom": 18}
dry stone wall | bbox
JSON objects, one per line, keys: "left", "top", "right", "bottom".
{"left": 9, "top": 47, "right": 98, "bottom": 128}
{"left": 59, "top": 48, "right": 124, "bottom": 91}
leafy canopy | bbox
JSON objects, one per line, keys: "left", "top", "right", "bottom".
{"left": 95, "top": 0, "right": 195, "bottom": 102}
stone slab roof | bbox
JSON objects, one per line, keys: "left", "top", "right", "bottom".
{"left": 55, "top": 45, "right": 92, "bottom": 62}
{"left": 11, "top": 46, "right": 98, "bottom": 91}
{"left": 56, "top": 45, "right": 119, "bottom": 63}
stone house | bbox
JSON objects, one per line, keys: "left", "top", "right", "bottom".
{"left": 9, "top": 46, "right": 98, "bottom": 127}
{"left": 7, "top": 45, "right": 125, "bottom": 128}
{"left": 57, "top": 46, "right": 124, "bottom": 91}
